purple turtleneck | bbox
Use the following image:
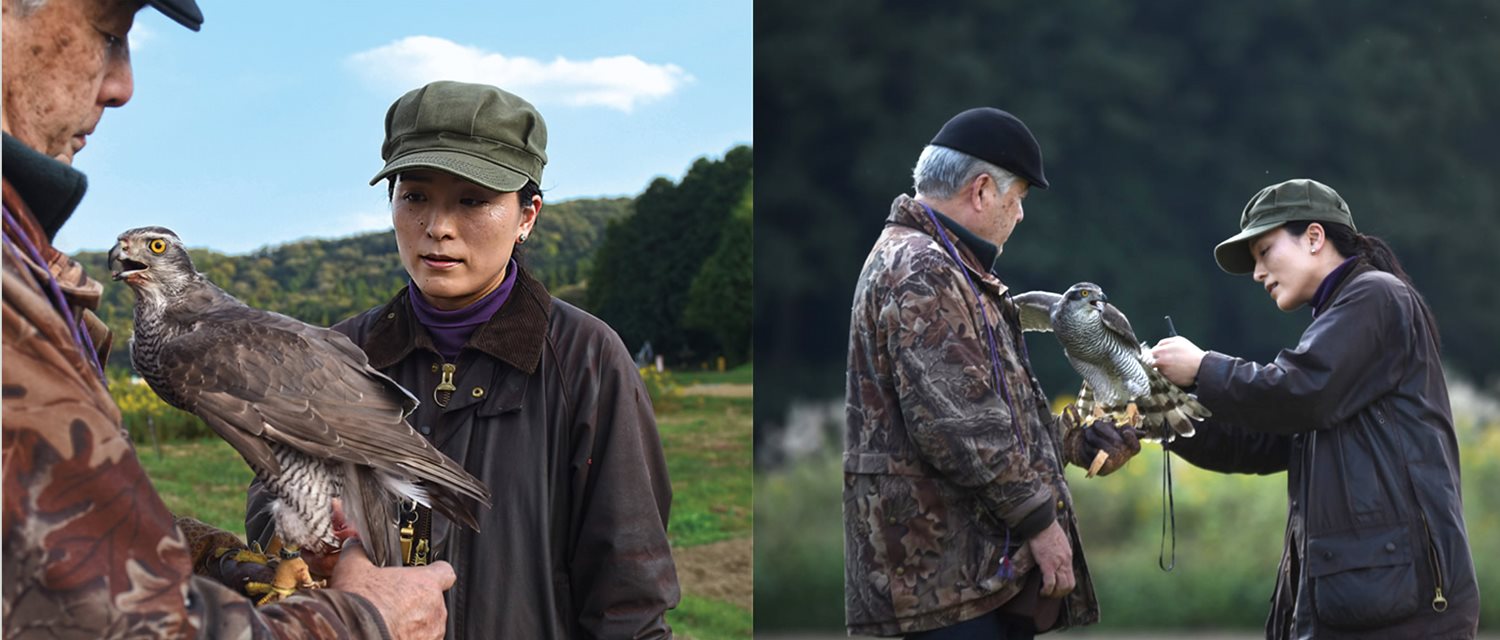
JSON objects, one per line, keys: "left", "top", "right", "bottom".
{"left": 1310, "top": 255, "right": 1359, "bottom": 318}
{"left": 409, "top": 259, "right": 518, "bottom": 362}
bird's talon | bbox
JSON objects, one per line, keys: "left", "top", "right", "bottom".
{"left": 1063, "top": 403, "right": 1083, "bottom": 428}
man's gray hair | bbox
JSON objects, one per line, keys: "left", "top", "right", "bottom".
{"left": 912, "top": 144, "right": 1017, "bottom": 201}
{"left": 10, "top": 0, "right": 48, "bottom": 15}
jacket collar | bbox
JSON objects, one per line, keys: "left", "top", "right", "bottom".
{"left": 1312, "top": 258, "right": 1374, "bottom": 318}
{"left": 2, "top": 133, "right": 88, "bottom": 242}
{"left": 360, "top": 262, "right": 553, "bottom": 374}
{"left": 887, "top": 194, "right": 1009, "bottom": 296}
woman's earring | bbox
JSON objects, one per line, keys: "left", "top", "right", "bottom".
{"left": 518, "top": 234, "right": 528, "bottom": 244}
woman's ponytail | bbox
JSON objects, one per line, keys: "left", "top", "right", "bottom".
{"left": 1285, "top": 221, "right": 1441, "bottom": 349}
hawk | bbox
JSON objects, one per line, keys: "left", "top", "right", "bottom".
{"left": 1013, "top": 282, "right": 1208, "bottom": 443}
{"left": 109, "top": 226, "right": 490, "bottom": 584}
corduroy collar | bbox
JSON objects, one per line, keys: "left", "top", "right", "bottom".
{"left": 2, "top": 133, "right": 88, "bottom": 242}
{"left": 359, "top": 262, "right": 553, "bottom": 374}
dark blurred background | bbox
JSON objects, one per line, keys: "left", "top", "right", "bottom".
{"left": 752, "top": 0, "right": 1500, "bottom": 633}
{"left": 755, "top": 0, "right": 1500, "bottom": 454}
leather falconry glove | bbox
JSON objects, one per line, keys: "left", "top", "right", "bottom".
{"left": 1059, "top": 404, "right": 1143, "bottom": 477}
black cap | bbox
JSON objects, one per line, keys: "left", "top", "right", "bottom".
{"left": 144, "top": 0, "right": 203, "bottom": 31}
{"left": 930, "top": 107, "right": 1048, "bottom": 189}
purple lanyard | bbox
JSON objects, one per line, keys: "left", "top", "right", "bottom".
{"left": 3, "top": 206, "right": 107, "bottom": 384}
{"left": 917, "top": 202, "right": 1024, "bottom": 447}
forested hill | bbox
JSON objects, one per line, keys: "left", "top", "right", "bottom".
{"left": 75, "top": 196, "right": 631, "bottom": 369}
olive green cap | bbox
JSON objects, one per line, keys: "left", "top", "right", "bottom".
{"left": 370, "top": 81, "right": 547, "bottom": 192}
{"left": 1213, "top": 178, "right": 1357, "bottom": 275}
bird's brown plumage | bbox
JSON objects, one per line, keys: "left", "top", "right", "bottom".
{"left": 111, "top": 226, "right": 490, "bottom": 565}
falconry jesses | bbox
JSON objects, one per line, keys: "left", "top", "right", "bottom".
{"left": 110, "top": 227, "right": 490, "bottom": 586}
{"left": 1014, "top": 282, "right": 1209, "bottom": 444}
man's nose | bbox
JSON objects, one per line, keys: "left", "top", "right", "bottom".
{"left": 99, "top": 47, "right": 134, "bottom": 108}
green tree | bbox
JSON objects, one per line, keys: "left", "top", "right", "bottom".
{"left": 684, "top": 181, "right": 754, "bottom": 364}
{"left": 589, "top": 145, "right": 754, "bottom": 363}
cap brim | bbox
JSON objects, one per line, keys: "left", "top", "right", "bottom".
{"left": 144, "top": 0, "right": 203, "bottom": 31}
{"left": 370, "top": 150, "right": 530, "bottom": 193}
{"left": 1213, "top": 220, "right": 1284, "bottom": 275}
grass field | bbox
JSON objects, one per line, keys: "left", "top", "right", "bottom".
{"left": 673, "top": 363, "right": 754, "bottom": 386}
{"left": 138, "top": 386, "right": 754, "bottom": 639}
{"left": 658, "top": 392, "right": 754, "bottom": 638}
{"left": 755, "top": 386, "right": 1500, "bottom": 634}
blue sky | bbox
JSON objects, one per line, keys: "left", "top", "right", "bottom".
{"left": 56, "top": 2, "right": 751, "bottom": 253}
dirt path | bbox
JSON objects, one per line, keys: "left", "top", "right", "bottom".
{"left": 679, "top": 383, "right": 754, "bottom": 398}
{"left": 674, "top": 537, "right": 753, "bottom": 610}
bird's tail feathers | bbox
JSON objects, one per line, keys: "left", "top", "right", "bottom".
{"left": 343, "top": 464, "right": 403, "bottom": 567}
{"left": 1136, "top": 366, "right": 1212, "bottom": 440}
{"left": 391, "top": 450, "right": 492, "bottom": 532}
{"left": 371, "top": 469, "right": 483, "bottom": 532}
{"left": 378, "top": 472, "right": 429, "bottom": 507}
{"left": 1075, "top": 382, "right": 1096, "bottom": 416}
{"left": 425, "top": 484, "right": 484, "bottom": 531}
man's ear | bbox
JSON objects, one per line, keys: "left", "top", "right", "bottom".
{"left": 967, "top": 173, "right": 990, "bottom": 213}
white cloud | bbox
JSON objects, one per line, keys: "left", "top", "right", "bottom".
{"left": 347, "top": 36, "right": 692, "bottom": 112}
{"left": 128, "top": 23, "right": 156, "bottom": 51}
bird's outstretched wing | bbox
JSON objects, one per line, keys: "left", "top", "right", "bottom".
{"left": 1012, "top": 291, "right": 1061, "bottom": 332}
{"left": 155, "top": 304, "right": 489, "bottom": 529}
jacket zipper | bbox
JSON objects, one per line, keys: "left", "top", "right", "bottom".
{"left": 1420, "top": 513, "right": 1448, "bottom": 612}
{"left": 1375, "top": 403, "right": 1449, "bottom": 613}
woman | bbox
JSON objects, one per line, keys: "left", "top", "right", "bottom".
{"left": 249, "top": 81, "right": 679, "bottom": 638}
{"left": 1150, "top": 178, "right": 1478, "bottom": 638}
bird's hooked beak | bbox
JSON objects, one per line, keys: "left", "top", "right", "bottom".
{"left": 109, "top": 240, "right": 150, "bottom": 282}
{"left": 1090, "top": 292, "right": 1108, "bottom": 310}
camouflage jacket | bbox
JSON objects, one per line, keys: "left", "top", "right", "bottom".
{"left": 2, "top": 136, "right": 389, "bottom": 639}
{"left": 843, "top": 194, "right": 1099, "bottom": 636}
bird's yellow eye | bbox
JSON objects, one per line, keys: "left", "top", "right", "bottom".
{"left": 1080, "top": 290, "right": 1090, "bottom": 298}
{"left": 149, "top": 239, "right": 167, "bottom": 254}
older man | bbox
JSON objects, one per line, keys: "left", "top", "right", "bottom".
{"left": 844, "top": 108, "right": 1136, "bottom": 639}
{"left": 3, "top": 0, "right": 452, "bottom": 637}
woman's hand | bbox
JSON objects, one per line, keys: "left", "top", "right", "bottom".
{"left": 1150, "top": 336, "right": 1206, "bottom": 387}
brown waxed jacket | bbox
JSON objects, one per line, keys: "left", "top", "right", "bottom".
{"left": 2, "top": 133, "right": 389, "bottom": 639}
{"left": 843, "top": 194, "right": 1099, "bottom": 636}
{"left": 1168, "top": 261, "right": 1479, "bottom": 639}
{"left": 250, "top": 264, "right": 680, "bottom": 639}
